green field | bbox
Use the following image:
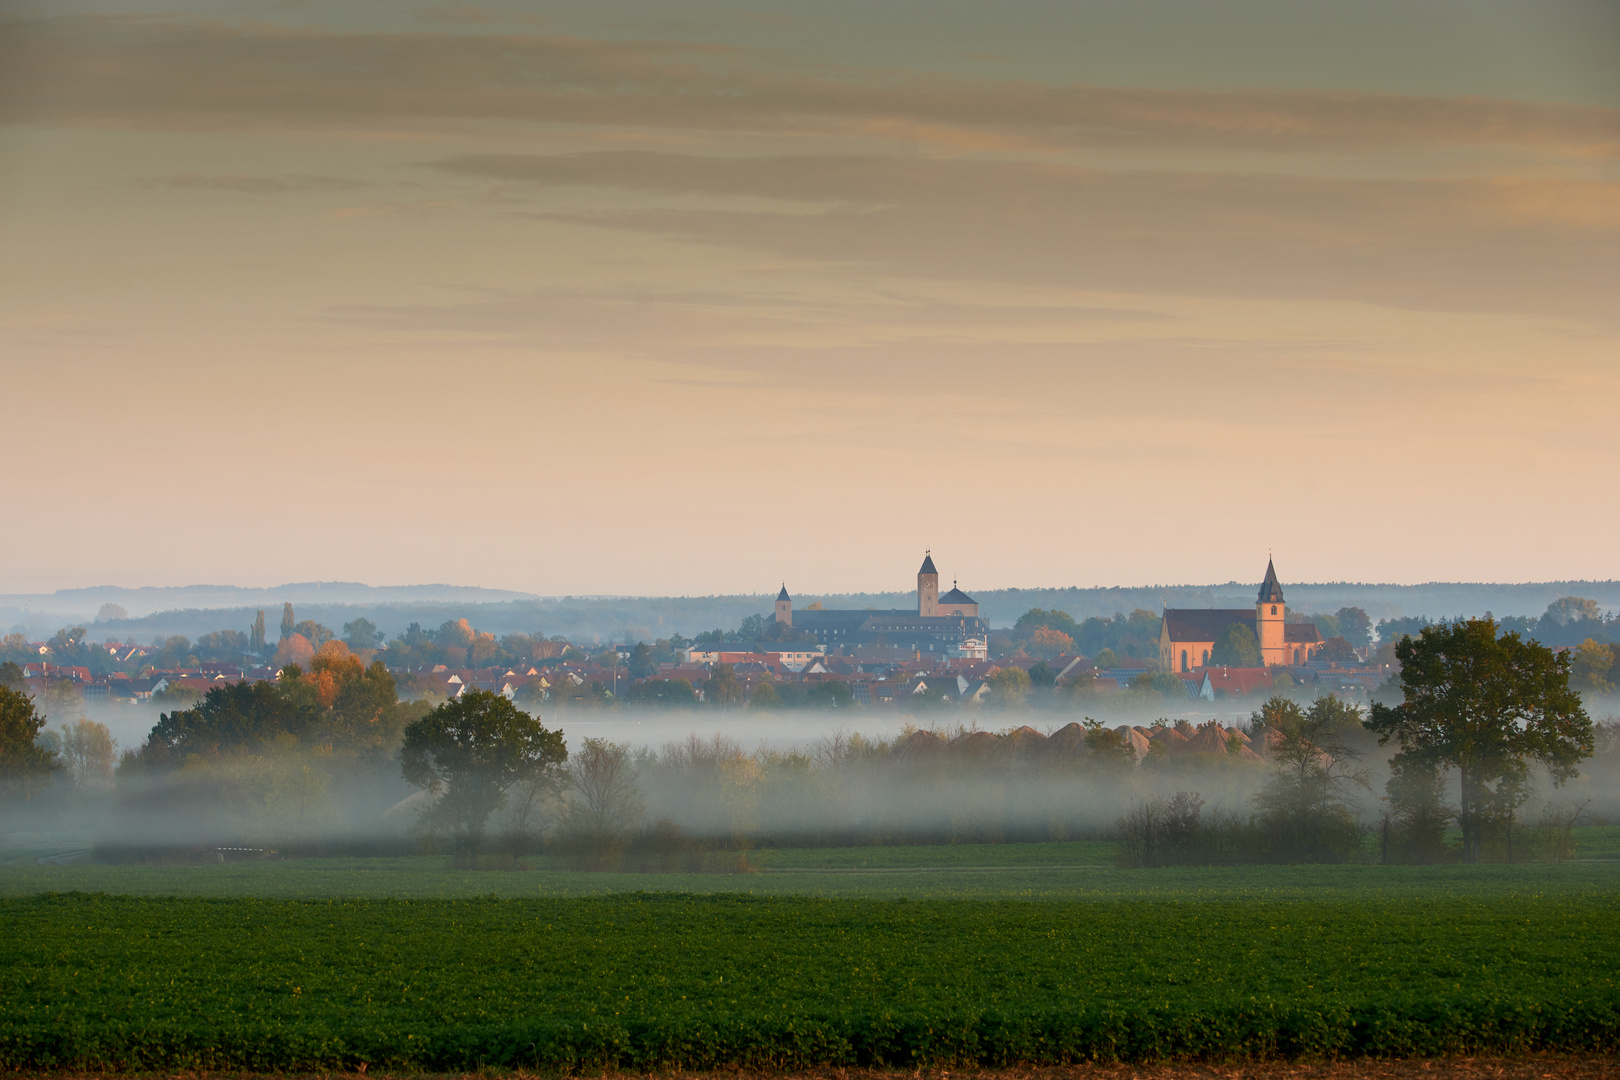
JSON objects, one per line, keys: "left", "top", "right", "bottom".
{"left": 4, "top": 887, "right": 1620, "bottom": 1070}
{"left": 4, "top": 834, "right": 1619, "bottom": 1070}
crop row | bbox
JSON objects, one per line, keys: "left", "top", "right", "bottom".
{"left": 3, "top": 891, "right": 1618, "bottom": 1069}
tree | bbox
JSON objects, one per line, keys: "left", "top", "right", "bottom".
{"left": 0, "top": 662, "right": 22, "bottom": 691}
{"left": 565, "top": 738, "right": 644, "bottom": 858}
{"left": 342, "top": 617, "right": 382, "bottom": 650}
{"left": 987, "top": 667, "right": 1031, "bottom": 707}
{"left": 56, "top": 718, "right": 117, "bottom": 788}
{"left": 805, "top": 680, "right": 854, "bottom": 709}
{"left": 1368, "top": 618, "right": 1593, "bottom": 863}
{"left": 294, "top": 620, "right": 334, "bottom": 648}
{"left": 95, "top": 602, "right": 128, "bottom": 623}
{"left": 279, "top": 602, "right": 295, "bottom": 642}
{"left": 1384, "top": 759, "right": 1454, "bottom": 863}
{"left": 1317, "top": 636, "right": 1357, "bottom": 663}
{"left": 1336, "top": 607, "right": 1373, "bottom": 648}
{"left": 1210, "top": 622, "right": 1261, "bottom": 667}
{"left": 48, "top": 626, "right": 89, "bottom": 666}
{"left": 1252, "top": 695, "right": 1371, "bottom": 862}
{"left": 704, "top": 664, "right": 745, "bottom": 709}
{"left": 1543, "top": 596, "right": 1602, "bottom": 627}
{"left": 747, "top": 682, "right": 783, "bottom": 709}
{"left": 1014, "top": 608, "right": 1080, "bottom": 641}
{"left": 250, "top": 610, "right": 267, "bottom": 655}
{"left": 628, "top": 642, "right": 658, "bottom": 678}
{"left": 1029, "top": 627, "right": 1075, "bottom": 658}
{"left": 0, "top": 684, "right": 60, "bottom": 798}
{"left": 736, "top": 614, "right": 767, "bottom": 641}
{"left": 272, "top": 632, "right": 315, "bottom": 669}
{"left": 1570, "top": 639, "right": 1615, "bottom": 693}
{"left": 400, "top": 690, "right": 568, "bottom": 866}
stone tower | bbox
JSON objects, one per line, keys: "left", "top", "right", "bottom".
{"left": 1255, "top": 557, "right": 1286, "bottom": 666}
{"left": 917, "top": 552, "right": 939, "bottom": 617}
{"left": 775, "top": 584, "right": 792, "bottom": 627}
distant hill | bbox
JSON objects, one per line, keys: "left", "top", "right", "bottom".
{"left": 5, "top": 578, "right": 1616, "bottom": 644}
{"left": 0, "top": 581, "right": 540, "bottom": 621}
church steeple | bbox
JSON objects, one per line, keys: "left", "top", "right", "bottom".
{"left": 1255, "top": 556, "right": 1286, "bottom": 665}
{"left": 1257, "top": 557, "right": 1284, "bottom": 604}
{"left": 917, "top": 550, "right": 939, "bottom": 616}
{"left": 774, "top": 584, "right": 792, "bottom": 627}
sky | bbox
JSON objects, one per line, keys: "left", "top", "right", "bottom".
{"left": 1, "top": 0, "right": 1617, "bottom": 597}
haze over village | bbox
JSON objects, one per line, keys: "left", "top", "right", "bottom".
{"left": 2, "top": 3, "right": 1619, "bottom": 1073}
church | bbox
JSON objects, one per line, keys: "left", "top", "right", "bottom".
{"left": 775, "top": 553, "right": 988, "bottom": 657}
{"left": 1158, "top": 558, "right": 1324, "bottom": 672}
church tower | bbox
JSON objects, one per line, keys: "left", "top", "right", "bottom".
{"left": 918, "top": 552, "right": 939, "bottom": 616}
{"left": 1255, "top": 557, "right": 1286, "bottom": 666}
{"left": 775, "top": 584, "right": 792, "bottom": 627}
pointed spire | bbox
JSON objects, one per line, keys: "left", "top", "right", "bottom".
{"left": 777, "top": 584, "right": 790, "bottom": 602}
{"left": 1257, "top": 557, "right": 1284, "bottom": 604}
{"left": 919, "top": 551, "right": 938, "bottom": 575}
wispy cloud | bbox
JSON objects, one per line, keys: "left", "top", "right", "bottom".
{"left": 143, "top": 173, "right": 372, "bottom": 193}
{"left": 436, "top": 152, "right": 1620, "bottom": 319}
{"left": 4, "top": 15, "right": 1616, "bottom": 155}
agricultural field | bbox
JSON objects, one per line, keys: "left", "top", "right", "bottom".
{"left": 5, "top": 871, "right": 1620, "bottom": 1071}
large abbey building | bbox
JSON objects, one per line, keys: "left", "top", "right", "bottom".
{"left": 775, "top": 553, "right": 988, "bottom": 657}
{"left": 1158, "top": 558, "right": 1324, "bottom": 672}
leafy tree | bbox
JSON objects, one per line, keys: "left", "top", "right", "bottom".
{"left": 48, "top": 627, "right": 90, "bottom": 666}
{"left": 1317, "top": 636, "right": 1357, "bottom": 663}
{"left": 1092, "top": 648, "right": 1119, "bottom": 669}
{"left": 342, "top": 617, "right": 382, "bottom": 650}
{"left": 0, "top": 637, "right": 32, "bottom": 667}
{"left": 1029, "top": 627, "right": 1074, "bottom": 658}
{"left": 704, "top": 664, "right": 745, "bottom": 709}
{"left": 437, "top": 618, "right": 476, "bottom": 649}
{"left": 1383, "top": 759, "right": 1454, "bottom": 863}
{"left": 1336, "top": 607, "right": 1373, "bottom": 648}
{"left": 279, "top": 603, "right": 295, "bottom": 642}
{"left": 400, "top": 690, "right": 567, "bottom": 865}
{"left": 736, "top": 614, "right": 767, "bottom": 641}
{"left": 272, "top": 632, "right": 315, "bottom": 669}
{"left": 250, "top": 610, "right": 267, "bottom": 655}
{"left": 1368, "top": 618, "right": 1593, "bottom": 863}
{"left": 747, "top": 682, "right": 783, "bottom": 710}
{"left": 622, "top": 678, "right": 697, "bottom": 707}
{"left": 1571, "top": 639, "right": 1615, "bottom": 692}
{"left": 1014, "top": 608, "right": 1080, "bottom": 641}
{"left": 628, "top": 642, "right": 658, "bottom": 678}
{"left": 1252, "top": 695, "right": 1371, "bottom": 861}
{"left": 0, "top": 684, "right": 61, "bottom": 797}
{"left": 987, "top": 667, "right": 1031, "bottom": 707}
{"left": 1308, "top": 612, "right": 1342, "bottom": 640}
{"left": 1543, "top": 596, "right": 1602, "bottom": 627}
{"left": 149, "top": 635, "right": 195, "bottom": 671}
{"left": 56, "top": 718, "right": 117, "bottom": 788}
{"left": 1210, "top": 622, "right": 1261, "bottom": 667}
{"left": 293, "top": 620, "right": 334, "bottom": 648}
{"left": 805, "top": 680, "right": 854, "bottom": 710}
{"left": 1027, "top": 660, "right": 1055, "bottom": 688}
{"left": 96, "top": 602, "right": 128, "bottom": 623}
{"left": 0, "top": 662, "right": 22, "bottom": 691}
{"left": 194, "top": 630, "right": 250, "bottom": 663}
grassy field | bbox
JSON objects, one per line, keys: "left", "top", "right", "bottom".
{"left": 3, "top": 832, "right": 1618, "bottom": 1070}
{"left": 4, "top": 887, "right": 1620, "bottom": 1070}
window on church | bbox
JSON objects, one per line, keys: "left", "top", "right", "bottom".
{"left": 1271, "top": 605, "right": 1277, "bottom": 615}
